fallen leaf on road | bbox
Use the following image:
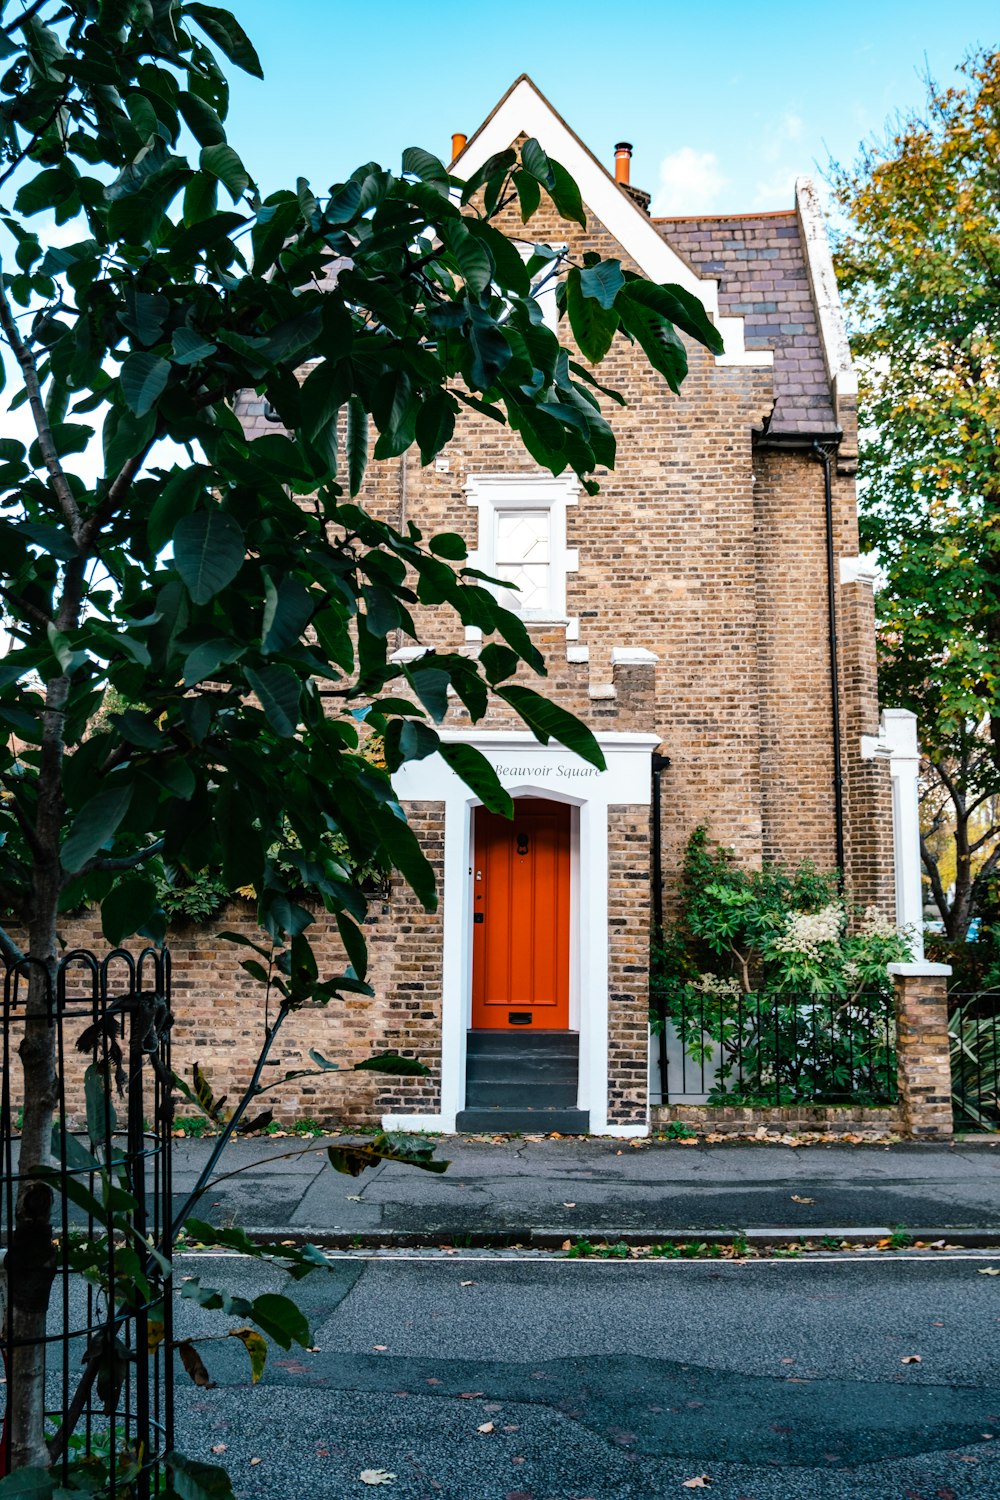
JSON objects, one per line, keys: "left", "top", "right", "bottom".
{"left": 979, "top": 1267, "right": 1000, "bottom": 1276}
{"left": 563, "top": 1202, "right": 576, "bottom": 1208}
{"left": 901, "top": 1355, "right": 922, "bottom": 1364}
{"left": 682, "top": 1478, "right": 712, "bottom": 1489}
{"left": 561, "top": 1240, "right": 572, "bottom": 1251}
{"left": 460, "top": 1280, "right": 475, "bottom": 1287}
{"left": 781, "top": 1359, "right": 795, "bottom": 1365}
{"left": 280, "top": 1239, "right": 295, "bottom": 1246}
{"left": 346, "top": 1194, "right": 363, "bottom": 1202}
{"left": 477, "top": 1422, "right": 495, "bottom": 1434}
{"left": 210, "top": 1445, "right": 227, "bottom": 1454}
{"left": 503, "top": 1424, "right": 519, "bottom": 1432}
{"left": 359, "top": 1471, "right": 396, "bottom": 1486}
{"left": 249, "top": 1458, "right": 262, "bottom": 1467}
{"left": 458, "top": 1392, "right": 484, "bottom": 1399}
{"left": 790, "top": 1195, "right": 815, "bottom": 1204}
{"left": 373, "top": 1344, "right": 388, "bottom": 1352}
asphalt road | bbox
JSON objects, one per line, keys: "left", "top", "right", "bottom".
{"left": 171, "top": 1250, "right": 1000, "bottom": 1500}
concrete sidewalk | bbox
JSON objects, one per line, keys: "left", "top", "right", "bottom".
{"left": 172, "top": 1134, "right": 1000, "bottom": 1245}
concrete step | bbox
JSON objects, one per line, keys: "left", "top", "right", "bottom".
{"left": 464, "top": 1079, "right": 579, "bottom": 1109}
{"left": 465, "top": 1052, "right": 578, "bottom": 1084}
{"left": 466, "top": 1029, "right": 579, "bottom": 1056}
{"left": 454, "top": 1106, "right": 591, "bottom": 1135}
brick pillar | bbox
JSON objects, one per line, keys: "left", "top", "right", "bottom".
{"left": 889, "top": 961, "right": 953, "bottom": 1139}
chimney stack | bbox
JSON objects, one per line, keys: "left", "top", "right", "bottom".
{"left": 614, "top": 141, "right": 633, "bottom": 186}
{"left": 451, "top": 132, "right": 468, "bottom": 162}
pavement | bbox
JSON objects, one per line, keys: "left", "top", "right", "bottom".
{"left": 171, "top": 1132, "right": 1000, "bottom": 1244}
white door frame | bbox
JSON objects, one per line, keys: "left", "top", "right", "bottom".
{"left": 387, "top": 730, "right": 659, "bottom": 1136}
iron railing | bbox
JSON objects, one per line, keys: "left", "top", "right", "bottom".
{"left": 1, "top": 947, "right": 173, "bottom": 1495}
{"left": 950, "top": 990, "right": 1000, "bottom": 1132}
{"left": 655, "top": 988, "right": 897, "bottom": 1107}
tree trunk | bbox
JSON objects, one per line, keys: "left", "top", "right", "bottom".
{"left": 7, "top": 673, "right": 69, "bottom": 1470}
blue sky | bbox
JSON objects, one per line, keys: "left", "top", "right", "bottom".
{"left": 225, "top": 0, "right": 996, "bottom": 215}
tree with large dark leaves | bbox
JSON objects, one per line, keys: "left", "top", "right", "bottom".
{"left": 0, "top": 1, "right": 721, "bottom": 1480}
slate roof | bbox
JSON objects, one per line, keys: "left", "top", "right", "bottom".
{"left": 653, "top": 210, "right": 838, "bottom": 434}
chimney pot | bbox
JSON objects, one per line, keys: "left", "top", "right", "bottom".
{"left": 452, "top": 131, "right": 468, "bottom": 162}
{"left": 614, "top": 141, "right": 633, "bottom": 186}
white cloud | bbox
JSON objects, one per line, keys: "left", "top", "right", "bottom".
{"left": 651, "top": 147, "right": 727, "bottom": 216}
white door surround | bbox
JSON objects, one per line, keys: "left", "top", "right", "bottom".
{"left": 388, "top": 730, "right": 660, "bottom": 1136}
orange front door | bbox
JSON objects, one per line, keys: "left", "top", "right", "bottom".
{"left": 471, "top": 799, "right": 571, "bottom": 1031}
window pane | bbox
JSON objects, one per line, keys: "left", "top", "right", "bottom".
{"left": 495, "top": 511, "right": 551, "bottom": 612}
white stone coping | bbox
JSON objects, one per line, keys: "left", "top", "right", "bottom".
{"left": 888, "top": 962, "right": 953, "bottom": 978}
{"left": 612, "top": 647, "right": 660, "bottom": 665}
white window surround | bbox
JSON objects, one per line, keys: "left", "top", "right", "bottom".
{"left": 465, "top": 473, "right": 579, "bottom": 636}
{"left": 386, "top": 729, "right": 660, "bottom": 1137}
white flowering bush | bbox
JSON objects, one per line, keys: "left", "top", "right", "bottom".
{"left": 651, "top": 829, "right": 914, "bottom": 1105}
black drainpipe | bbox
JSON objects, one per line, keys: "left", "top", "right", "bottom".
{"left": 651, "top": 750, "right": 670, "bottom": 1104}
{"left": 752, "top": 427, "right": 846, "bottom": 885}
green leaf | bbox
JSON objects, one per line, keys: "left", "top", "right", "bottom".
{"left": 353, "top": 1052, "right": 430, "bottom": 1076}
{"left": 624, "top": 279, "right": 724, "bottom": 357}
{"left": 0, "top": 1468, "right": 55, "bottom": 1498}
{"left": 172, "top": 328, "right": 218, "bottom": 365}
{"left": 262, "top": 574, "right": 313, "bottom": 654}
{"left": 440, "top": 220, "right": 492, "bottom": 297}
{"left": 165, "top": 1452, "right": 238, "bottom": 1500}
{"left": 438, "top": 741, "right": 513, "bottom": 816}
{"left": 184, "top": 4, "right": 264, "bottom": 78}
{"left": 566, "top": 266, "right": 618, "bottom": 363}
{"left": 199, "top": 142, "right": 249, "bottom": 202}
{"left": 62, "top": 783, "right": 134, "bottom": 873}
{"left": 335, "top": 911, "right": 368, "bottom": 982}
{"left": 549, "top": 160, "right": 586, "bottom": 228}
{"left": 407, "top": 664, "right": 450, "bottom": 723}
{"left": 415, "top": 390, "right": 456, "bottom": 465}
{"left": 173, "top": 509, "right": 245, "bottom": 604}
{"left": 616, "top": 285, "right": 688, "bottom": 393}
{"left": 428, "top": 532, "right": 467, "bottom": 561}
{"left": 513, "top": 169, "right": 541, "bottom": 222}
{"left": 521, "top": 138, "right": 555, "bottom": 190}
{"left": 102, "top": 876, "right": 159, "bottom": 945}
{"left": 346, "top": 395, "right": 368, "bottom": 497}
{"left": 496, "top": 685, "right": 606, "bottom": 769}
{"left": 178, "top": 90, "right": 227, "bottom": 146}
{"left": 119, "top": 351, "right": 170, "bottom": 417}
{"left": 579, "top": 259, "right": 625, "bottom": 309}
{"left": 402, "top": 146, "right": 450, "bottom": 192}
{"left": 84, "top": 1061, "right": 117, "bottom": 1152}
{"left": 248, "top": 1291, "right": 310, "bottom": 1348}
{"left": 245, "top": 665, "right": 301, "bottom": 737}
{"left": 466, "top": 220, "right": 530, "bottom": 295}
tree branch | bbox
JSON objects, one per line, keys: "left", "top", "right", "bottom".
{"left": 0, "top": 776, "right": 42, "bottom": 860}
{"left": 0, "top": 281, "right": 83, "bottom": 545}
{"left": 0, "top": 580, "right": 52, "bottom": 633}
{"left": 79, "top": 837, "right": 165, "bottom": 875}
{"left": 0, "top": 923, "right": 26, "bottom": 967}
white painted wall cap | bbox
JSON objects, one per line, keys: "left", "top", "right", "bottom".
{"left": 887, "top": 962, "right": 953, "bottom": 977}
{"left": 612, "top": 647, "right": 660, "bottom": 665}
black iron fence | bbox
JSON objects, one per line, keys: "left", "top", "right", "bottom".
{"left": 654, "top": 988, "right": 898, "bottom": 1108}
{"left": 950, "top": 991, "right": 1000, "bottom": 1131}
{"left": 1, "top": 947, "right": 174, "bottom": 1495}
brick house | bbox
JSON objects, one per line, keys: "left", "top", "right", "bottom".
{"left": 228, "top": 76, "right": 920, "bottom": 1136}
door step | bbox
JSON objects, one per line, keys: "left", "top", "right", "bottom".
{"left": 455, "top": 1106, "right": 591, "bottom": 1135}
{"left": 460, "top": 1030, "right": 587, "bottom": 1133}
